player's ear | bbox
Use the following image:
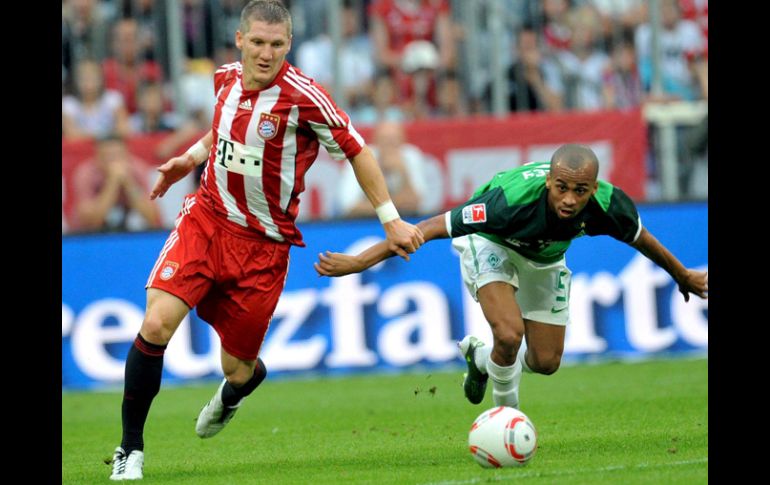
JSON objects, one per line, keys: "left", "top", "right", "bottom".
{"left": 591, "top": 181, "right": 598, "bottom": 195}
{"left": 235, "top": 30, "right": 243, "bottom": 50}
{"left": 545, "top": 172, "right": 551, "bottom": 189}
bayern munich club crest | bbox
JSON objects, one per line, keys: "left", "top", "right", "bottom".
{"left": 159, "top": 261, "right": 179, "bottom": 281}
{"left": 257, "top": 112, "right": 280, "bottom": 140}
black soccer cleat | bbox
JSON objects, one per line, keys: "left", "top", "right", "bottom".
{"left": 458, "top": 336, "right": 489, "bottom": 404}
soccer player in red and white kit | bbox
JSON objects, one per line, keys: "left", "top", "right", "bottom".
{"left": 108, "top": 1, "right": 425, "bottom": 480}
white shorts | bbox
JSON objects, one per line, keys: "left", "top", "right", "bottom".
{"left": 452, "top": 234, "right": 571, "bottom": 325}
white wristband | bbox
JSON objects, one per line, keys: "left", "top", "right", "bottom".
{"left": 375, "top": 200, "right": 400, "bottom": 224}
{"left": 185, "top": 140, "right": 209, "bottom": 164}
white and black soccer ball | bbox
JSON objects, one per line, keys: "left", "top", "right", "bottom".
{"left": 468, "top": 406, "right": 538, "bottom": 468}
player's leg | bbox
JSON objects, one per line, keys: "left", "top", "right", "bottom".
{"left": 520, "top": 320, "right": 565, "bottom": 375}
{"left": 504, "top": 256, "right": 570, "bottom": 408}
{"left": 463, "top": 320, "right": 564, "bottom": 409}
{"left": 195, "top": 350, "right": 267, "bottom": 438}
{"left": 112, "top": 196, "right": 215, "bottom": 480}
{"left": 476, "top": 281, "right": 525, "bottom": 408}
{"left": 112, "top": 289, "right": 190, "bottom": 481}
{"left": 512, "top": 255, "right": 570, "bottom": 377}
{"left": 220, "top": 350, "right": 267, "bottom": 405}
{"left": 195, "top": 234, "right": 290, "bottom": 438}
{"left": 454, "top": 235, "right": 523, "bottom": 406}
{"left": 492, "top": 319, "right": 565, "bottom": 413}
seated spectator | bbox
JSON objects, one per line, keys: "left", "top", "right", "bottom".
{"left": 129, "top": 82, "right": 203, "bottom": 161}
{"left": 635, "top": 0, "right": 706, "bottom": 200}
{"left": 337, "top": 120, "right": 429, "bottom": 218}
{"left": 489, "top": 26, "right": 564, "bottom": 112}
{"left": 541, "top": 0, "right": 572, "bottom": 54}
{"left": 634, "top": 0, "right": 705, "bottom": 101}
{"left": 296, "top": 1, "right": 375, "bottom": 110}
{"left": 602, "top": 35, "right": 644, "bottom": 109}
{"left": 556, "top": 4, "right": 610, "bottom": 111}
{"left": 72, "top": 135, "right": 161, "bottom": 232}
{"left": 400, "top": 39, "right": 441, "bottom": 119}
{"left": 62, "top": 0, "right": 112, "bottom": 77}
{"left": 62, "top": 59, "right": 130, "bottom": 140}
{"left": 368, "top": 0, "right": 456, "bottom": 113}
{"left": 129, "top": 82, "right": 181, "bottom": 134}
{"left": 369, "top": 0, "right": 455, "bottom": 70}
{"left": 102, "top": 18, "right": 163, "bottom": 114}
{"left": 348, "top": 72, "right": 406, "bottom": 126}
{"left": 435, "top": 70, "right": 467, "bottom": 118}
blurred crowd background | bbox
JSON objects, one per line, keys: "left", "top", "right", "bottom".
{"left": 62, "top": 0, "right": 708, "bottom": 234}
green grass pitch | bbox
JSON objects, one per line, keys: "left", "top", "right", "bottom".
{"left": 62, "top": 357, "right": 707, "bottom": 484}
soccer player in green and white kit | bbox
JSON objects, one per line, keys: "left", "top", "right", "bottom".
{"left": 314, "top": 144, "right": 708, "bottom": 408}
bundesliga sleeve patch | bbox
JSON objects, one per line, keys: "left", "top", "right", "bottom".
{"left": 462, "top": 203, "right": 487, "bottom": 224}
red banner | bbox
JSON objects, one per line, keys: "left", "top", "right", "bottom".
{"left": 62, "top": 110, "right": 646, "bottom": 227}
{"left": 356, "top": 108, "right": 647, "bottom": 206}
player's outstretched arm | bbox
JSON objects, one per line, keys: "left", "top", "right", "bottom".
{"left": 349, "top": 147, "right": 424, "bottom": 260}
{"left": 630, "top": 227, "right": 708, "bottom": 302}
{"left": 150, "top": 130, "right": 213, "bottom": 200}
{"left": 315, "top": 213, "right": 449, "bottom": 277}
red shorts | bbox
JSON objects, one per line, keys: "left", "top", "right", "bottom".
{"left": 147, "top": 195, "right": 290, "bottom": 361}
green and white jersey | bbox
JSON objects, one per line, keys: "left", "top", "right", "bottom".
{"left": 445, "top": 162, "right": 642, "bottom": 264}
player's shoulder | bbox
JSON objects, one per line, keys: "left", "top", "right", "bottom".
{"left": 505, "top": 161, "right": 550, "bottom": 181}
{"left": 483, "top": 162, "right": 549, "bottom": 189}
{"left": 214, "top": 62, "right": 242, "bottom": 82}
{"left": 213, "top": 62, "right": 242, "bottom": 93}
{"left": 215, "top": 62, "right": 242, "bottom": 75}
{"left": 282, "top": 64, "right": 347, "bottom": 125}
{"left": 476, "top": 162, "right": 547, "bottom": 203}
{"left": 596, "top": 179, "right": 629, "bottom": 196}
{"left": 283, "top": 64, "right": 331, "bottom": 97}
{"left": 593, "top": 179, "right": 635, "bottom": 212}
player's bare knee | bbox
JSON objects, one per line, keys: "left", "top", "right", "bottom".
{"left": 496, "top": 332, "right": 523, "bottom": 358}
{"left": 528, "top": 351, "right": 562, "bottom": 375}
{"left": 139, "top": 316, "right": 173, "bottom": 345}
{"left": 491, "top": 324, "right": 524, "bottom": 362}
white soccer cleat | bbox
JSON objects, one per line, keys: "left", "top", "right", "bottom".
{"left": 195, "top": 379, "right": 242, "bottom": 438}
{"left": 109, "top": 446, "right": 144, "bottom": 480}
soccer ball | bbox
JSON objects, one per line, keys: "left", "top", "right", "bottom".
{"left": 468, "top": 406, "right": 538, "bottom": 468}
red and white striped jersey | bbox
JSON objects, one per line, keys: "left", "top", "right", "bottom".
{"left": 197, "top": 61, "right": 366, "bottom": 246}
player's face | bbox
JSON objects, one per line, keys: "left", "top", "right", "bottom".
{"left": 236, "top": 19, "right": 292, "bottom": 89}
{"left": 545, "top": 163, "right": 598, "bottom": 220}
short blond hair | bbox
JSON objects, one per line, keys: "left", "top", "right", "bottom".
{"left": 240, "top": 0, "right": 292, "bottom": 36}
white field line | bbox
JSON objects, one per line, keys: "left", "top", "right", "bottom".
{"left": 418, "top": 457, "right": 708, "bottom": 485}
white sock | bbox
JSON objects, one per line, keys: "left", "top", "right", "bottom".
{"left": 517, "top": 337, "right": 533, "bottom": 374}
{"left": 474, "top": 343, "right": 492, "bottom": 373}
{"left": 486, "top": 356, "right": 521, "bottom": 408}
